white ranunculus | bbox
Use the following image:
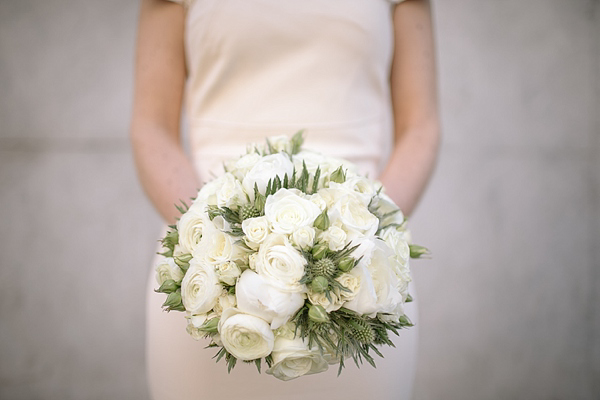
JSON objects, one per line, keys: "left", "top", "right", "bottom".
{"left": 155, "top": 257, "right": 184, "bottom": 285}
{"left": 291, "top": 226, "right": 315, "bottom": 249}
{"left": 319, "top": 225, "right": 347, "bottom": 251}
{"left": 266, "top": 336, "right": 329, "bottom": 381}
{"left": 216, "top": 261, "right": 242, "bottom": 286}
{"left": 218, "top": 308, "right": 275, "bottom": 361}
{"left": 242, "top": 153, "right": 294, "bottom": 200}
{"left": 264, "top": 189, "right": 321, "bottom": 235}
{"left": 181, "top": 258, "right": 222, "bottom": 314}
{"left": 255, "top": 234, "right": 307, "bottom": 293}
{"left": 177, "top": 208, "right": 211, "bottom": 254}
{"left": 307, "top": 289, "right": 342, "bottom": 312}
{"left": 216, "top": 173, "right": 246, "bottom": 208}
{"left": 330, "top": 194, "right": 379, "bottom": 239}
{"left": 334, "top": 272, "right": 360, "bottom": 303}
{"left": 242, "top": 216, "right": 270, "bottom": 248}
{"left": 236, "top": 270, "right": 305, "bottom": 329}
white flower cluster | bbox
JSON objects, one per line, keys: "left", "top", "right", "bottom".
{"left": 155, "top": 134, "right": 415, "bottom": 381}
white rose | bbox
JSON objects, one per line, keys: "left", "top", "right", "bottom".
{"left": 381, "top": 228, "right": 410, "bottom": 266}
{"left": 334, "top": 272, "right": 360, "bottom": 303}
{"left": 155, "top": 257, "right": 184, "bottom": 285}
{"left": 218, "top": 308, "right": 275, "bottom": 361}
{"left": 242, "top": 153, "right": 294, "bottom": 200}
{"left": 274, "top": 321, "right": 298, "bottom": 340}
{"left": 308, "top": 193, "right": 327, "bottom": 211}
{"left": 185, "top": 313, "right": 210, "bottom": 340}
{"left": 293, "top": 151, "right": 358, "bottom": 188}
{"left": 330, "top": 194, "right": 378, "bottom": 239}
{"left": 177, "top": 208, "right": 211, "bottom": 254}
{"left": 236, "top": 270, "right": 305, "bottom": 329}
{"left": 319, "top": 225, "right": 347, "bottom": 251}
{"left": 307, "top": 289, "right": 342, "bottom": 313}
{"left": 343, "top": 241, "right": 403, "bottom": 316}
{"left": 216, "top": 173, "right": 246, "bottom": 208}
{"left": 291, "top": 226, "right": 316, "bottom": 249}
{"left": 266, "top": 336, "right": 329, "bottom": 381}
{"left": 371, "top": 193, "right": 405, "bottom": 227}
{"left": 242, "top": 216, "right": 270, "bottom": 248}
{"left": 195, "top": 223, "right": 244, "bottom": 265}
{"left": 216, "top": 261, "right": 242, "bottom": 286}
{"left": 213, "top": 289, "right": 237, "bottom": 316}
{"left": 181, "top": 258, "right": 222, "bottom": 314}
{"left": 226, "top": 152, "right": 262, "bottom": 181}
{"left": 255, "top": 234, "right": 307, "bottom": 293}
{"left": 248, "top": 252, "right": 258, "bottom": 271}
{"left": 264, "top": 189, "right": 321, "bottom": 235}
{"left": 267, "top": 135, "right": 292, "bottom": 153}
{"left": 194, "top": 174, "right": 229, "bottom": 206}
{"left": 343, "top": 263, "right": 379, "bottom": 316}
{"left": 329, "top": 176, "right": 376, "bottom": 206}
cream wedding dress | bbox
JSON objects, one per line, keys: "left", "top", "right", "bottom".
{"left": 146, "top": 1, "right": 418, "bottom": 399}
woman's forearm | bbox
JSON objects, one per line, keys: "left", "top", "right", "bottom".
{"left": 378, "top": 122, "right": 440, "bottom": 216}
{"left": 131, "top": 122, "right": 199, "bottom": 225}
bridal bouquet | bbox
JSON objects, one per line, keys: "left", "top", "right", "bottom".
{"left": 154, "top": 132, "right": 427, "bottom": 381}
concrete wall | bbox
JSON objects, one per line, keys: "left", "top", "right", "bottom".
{"left": 0, "top": 1, "right": 598, "bottom": 399}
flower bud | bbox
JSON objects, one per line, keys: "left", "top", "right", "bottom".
{"left": 313, "top": 209, "right": 330, "bottom": 231}
{"left": 338, "top": 256, "right": 355, "bottom": 272}
{"left": 162, "top": 230, "right": 179, "bottom": 250}
{"left": 174, "top": 253, "right": 193, "bottom": 269}
{"left": 398, "top": 315, "right": 413, "bottom": 327}
{"left": 199, "top": 317, "right": 220, "bottom": 333}
{"left": 162, "top": 290, "right": 183, "bottom": 310}
{"left": 330, "top": 166, "right": 346, "bottom": 184}
{"left": 155, "top": 279, "right": 178, "bottom": 294}
{"left": 409, "top": 244, "right": 430, "bottom": 259}
{"left": 311, "top": 242, "right": 328, "bottom": 260}
{"left": 308, "top": 304, "right": 329, "bottom": 324}
{"left": 310, "top": 276, "right": 329, "bottom": 293}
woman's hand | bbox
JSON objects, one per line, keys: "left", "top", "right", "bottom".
{"left": 379, "top": 0, "right": 440, "bottom": 216}
{"left": 130, "top": 0, "right": 199, "bottom": 225}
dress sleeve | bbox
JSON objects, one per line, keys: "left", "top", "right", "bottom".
{"left": 388, "top": 0, "right": 408, "bottom": 4}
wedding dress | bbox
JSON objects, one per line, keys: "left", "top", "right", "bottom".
{"left": 145, "top": 1, "right": 418, "bottom": 399}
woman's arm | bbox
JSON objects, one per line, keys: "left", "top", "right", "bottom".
{"left": 378, "top": 0, "right": 440, "bottom": 216}
{"left": 130, "top": 0, "right": 199, "bottom": 224}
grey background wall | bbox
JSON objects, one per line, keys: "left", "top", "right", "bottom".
{"left": 0, "top": 1, "right": 598, "bottom": 399}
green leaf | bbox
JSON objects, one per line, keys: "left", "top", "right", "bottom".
{"left": 290, "top": 130, "right": 305, "bottom": 155}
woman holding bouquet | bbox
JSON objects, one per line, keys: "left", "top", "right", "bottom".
{"left": 131, "top": 0, "right": 439, "bottom": 399}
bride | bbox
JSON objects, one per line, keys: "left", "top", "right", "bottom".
{"left": 130, "top": 0, "right": 439, "bottom": 399}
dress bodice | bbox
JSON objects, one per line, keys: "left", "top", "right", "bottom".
{"left": 170, "top": 0, "right": 403, "bottom": 182}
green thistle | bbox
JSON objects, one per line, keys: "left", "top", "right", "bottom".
{"left": 312, "top": 258, "right": 337, "bottom": 278}
{"left": 238, "top": 203, "right": 260, "bottom": 221}
{"left": 350, "top": 319, "right": 375, "bottom": 344}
